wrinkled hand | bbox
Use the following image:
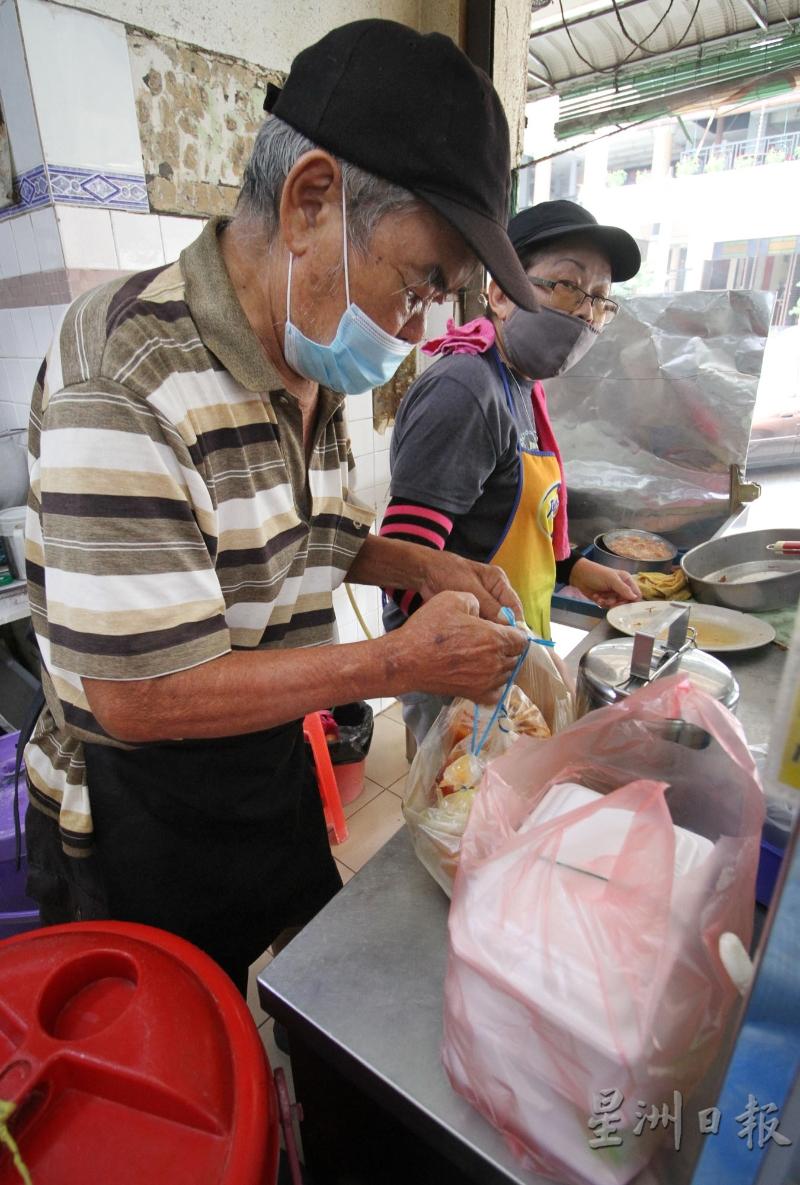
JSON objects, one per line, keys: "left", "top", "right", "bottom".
{"left": 391, "top": 590, "right": 527, "bottom": 703}
{"left": 418, "top": 551, "right": 523, "bottom": 624}
{"left": 569, "top": 557, "right": 641, "bottom": 609}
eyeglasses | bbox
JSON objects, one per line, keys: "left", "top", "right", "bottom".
{"left": 529, "top": 277, "right": 620, "bottom": 327}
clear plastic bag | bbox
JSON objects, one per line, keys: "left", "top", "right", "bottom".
{"left": 442, "top": 674, "right": 764, "bottom": 1185}
{"left": 402, "top": 635, "right": 574, "bottom": 896}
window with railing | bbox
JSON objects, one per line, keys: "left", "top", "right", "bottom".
{"left": 677, "top": 131, "right": 800, "bottom": 176}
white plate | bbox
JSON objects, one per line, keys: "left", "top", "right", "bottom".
{"left": 606, "top": 601, "right": 776, "bottom": 653}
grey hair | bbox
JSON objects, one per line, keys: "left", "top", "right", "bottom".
{"left": 237, "top": 116, "right": 419, "bottom": 253}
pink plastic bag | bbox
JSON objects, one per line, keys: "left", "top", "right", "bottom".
{"left": 442, "top": 675, "right": 764, "bottom": 1185}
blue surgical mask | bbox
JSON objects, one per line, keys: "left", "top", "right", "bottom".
{"left": 283, "top": 188, "right": 414, "bottom": 393}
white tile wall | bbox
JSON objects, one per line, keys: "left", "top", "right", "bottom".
{"left": 0, "top": 0, "right": 44, "bottom": 176}
{"left": 374, "top": 424, "right": 392, "bottom": 452}
{"left": 50, "top": 303, "right": 70, "bottom": 331}
{"left": 111, "top": 212, "right": 165, "bottom": 271}
{"left": 159, "top": 216, "right": 206, "bottom": 263}
{"left": 0, "top": 301, "right": 62, "bottom": 431}
{"left": 352, "top": 452, "right": 374, "bottom": 494}
{"left": 10, "top": 215, "right": 40, "bottom": 275}
{"left": 348, "top": 417, "right": 374, "bottom": 459}
{"left": 0, "top": 400, "right": 28, "bottom": 431}
{"left": 345, "top": 391, "right": 373, "bottom": 423}
{"left": 0, "top": 352, "right": 32, "bottom": 393}
{"left": 0, "top": 222, "right": 21, "bottom": 280}
{"left": 56, "top": 206, "right": 117, "bottom": 270}
{"left": 30, "top": 207, "right": 64, "bottom": 271}
{"left": 9, "top": 307, "right": 36, "bottom": 357}
{"left": 373, "top": 450, "right": 391, "bottom": 487}
{"left": 0, "top": 311, "right": 12, "bottom": 357}
{"left": 17, "top": 0, "right": 143, "bottom": 175}
{"left": 28, "top": 305, "right": 54, "bottom": 355}
{"left": 0, "top": 305, "right": 59, "bottom": 362}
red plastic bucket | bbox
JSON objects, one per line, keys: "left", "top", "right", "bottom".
{"left": 333, "top": 758, "right": 366, "bottom": 805}
{"left": 0, "top": 921, "right": 279, "bottom": 1185}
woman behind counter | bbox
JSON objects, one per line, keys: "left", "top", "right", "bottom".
{"left": 382, "top": 200, "right": 644, "bottom": 743}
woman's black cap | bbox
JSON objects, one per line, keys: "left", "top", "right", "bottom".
{"left": 264, "top": 20, "right": 539, "bottom": 312}
{"left": 508, "top": 200, "right": 641, "bottom": 283}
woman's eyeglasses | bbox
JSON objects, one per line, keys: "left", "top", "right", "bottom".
{"left": 529, "top": 277, "right": 620, "bottom": 327}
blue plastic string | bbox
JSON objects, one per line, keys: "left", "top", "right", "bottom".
{"left": 471, "top": 608, "right": 535, "bottom": 756}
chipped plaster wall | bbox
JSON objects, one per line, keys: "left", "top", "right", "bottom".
{"left": 53, "top": 0, "right": 451, "bottom": 70}
{"left": 128, "top": 31, "right": 282, "bottom": 216}
{"left": 91, "top": 1, "right": 462, "bottom": 218}
{"left": 493, "top": 0, "right": 531, "bottom": 167}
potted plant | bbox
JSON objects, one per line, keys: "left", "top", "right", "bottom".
{"left": 606, "top": 168, "right": 627, "bottom": 187}
{"left": 676, "top": 156, "right": 699, "bottom": 177}
{"left": 766, "top": 147, "right": 787, "bottom": 164}
{"left": 704, "top": 155, "right": 726, "bottom": 174}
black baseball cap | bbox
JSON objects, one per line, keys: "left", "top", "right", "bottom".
{"left": 264, "top": 20, "right": 538, "bottom": 312}
{"left": 508, "top": 200, "right": 641, "bottom": 282}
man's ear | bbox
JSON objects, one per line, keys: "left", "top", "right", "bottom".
{"left": 279, "top": 151, "right": 341, "bottom": 256}
{"left": 487, "top": 277, "right": 514, "bottom": 322}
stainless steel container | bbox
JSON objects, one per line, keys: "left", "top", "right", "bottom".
{"left": 590, "top": 529, "right": 676, "bottom": 575}
{"left": 0, "top": 430, "right": 28, "bottom": 510}
{"left": 576, "top": 637, "right": 739, "bottom": 717}
{"left": 681, "top": 528, "right": 800, "bottom": 612}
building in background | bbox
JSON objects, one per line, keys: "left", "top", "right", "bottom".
{"left": 522, "top": 86, "right": 800, "bottom": 466}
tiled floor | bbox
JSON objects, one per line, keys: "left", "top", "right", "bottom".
{"left": 247, "top": 701, "right": 410, "bottom": 1078}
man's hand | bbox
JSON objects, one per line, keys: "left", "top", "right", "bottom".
{"left": 569, "top": 557, "right": 641, "bottom": 609}
{"left": 418, "top": 550, "right": 523, "bottom": 624}
{"left": 387, "top": 590, "right": 526, "bottom": 703}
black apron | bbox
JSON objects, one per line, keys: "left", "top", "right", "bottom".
{"left": 27, "top": 720, "right": 342, "bottom": 993}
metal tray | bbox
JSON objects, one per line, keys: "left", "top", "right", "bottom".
{"left": 681, "top": 528, "right": 800, "bottom": 611}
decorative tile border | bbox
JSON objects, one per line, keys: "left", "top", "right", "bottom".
{"left": 0, "top": 164, "right": 149, "bottom": 222}
{"left": 48, "top": 165, "right": 148, "bottom": 212}
{"left": 0, "top": 166, "right": 50, "bottom": 221}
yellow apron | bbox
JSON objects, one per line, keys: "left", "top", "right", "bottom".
{"left": 489, "top": 353, "right": 561, "bottom": 640}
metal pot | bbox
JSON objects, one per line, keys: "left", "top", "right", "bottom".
{"left": 681, "top": 528, "right": 800, "bottom": 612}
{"left": 589, "top": 529, "right": 677, "bottom": 575}
{"left": 0, "top": 431, "right": 28, "bottom": 510}
{"left": 576, "top": 637, "right": 739, "bottom": 717}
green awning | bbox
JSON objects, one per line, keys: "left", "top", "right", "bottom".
{"left": 554, "top": 30, "right": 800, "bottom": 139}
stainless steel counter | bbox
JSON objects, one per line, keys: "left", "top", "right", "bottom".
{"left": 260, "top": 826, "right": 542, "bottom": 1184}
{"left": 259, "top": 474, "right": 794, "bottom": 1184}
{"left": 259, "top": 617, "right": 787, "bottom": 1185}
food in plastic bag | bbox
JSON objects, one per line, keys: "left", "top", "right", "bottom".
{"left": 442, "top": 675, "right": 764, "bottom": 1185}
{"left": 403, "top": 638, "right": 574, "bottom": 896}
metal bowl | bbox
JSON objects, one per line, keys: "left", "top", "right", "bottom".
{"left": 681, "top": 528, "right": 800, "bottom": 612}
{"left": 590, "top": 530, "right": 676, "bottom": 575}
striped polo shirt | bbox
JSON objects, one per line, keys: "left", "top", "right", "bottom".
{"left": 24, "top": 216, "right": 373, "bottom": 855}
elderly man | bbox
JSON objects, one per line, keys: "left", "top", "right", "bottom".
{"left": 23, "top": 20, "right": 533, "bottom": 991}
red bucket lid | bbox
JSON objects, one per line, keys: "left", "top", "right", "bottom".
{"left": 0, "top": 922, "right": 278, "bottom": 1185}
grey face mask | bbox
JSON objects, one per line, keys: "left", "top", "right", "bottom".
{"left": 500, "top": 305, "right": 599, "bottom": 380}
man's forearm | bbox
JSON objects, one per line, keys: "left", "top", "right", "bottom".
{"left": 84, "top": 635, "right": 404, "bottom": 744}
{"left": 345, "top": 533, "right": 431, "bottom": 590}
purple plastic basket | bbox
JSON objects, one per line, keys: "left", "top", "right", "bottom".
{"left": 0, "top": 730, "right": 40, "bottom": 932}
